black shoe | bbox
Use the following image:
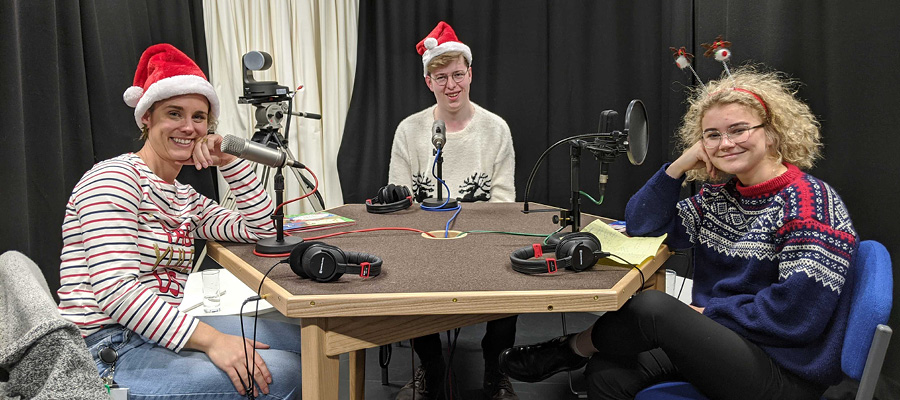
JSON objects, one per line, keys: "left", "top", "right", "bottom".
{"left": 484, "top": 368, "right": 518, "bottom": 400}
{"left": 497, "top": 334, "right": 588, "bottom": 383}
{"left": 396, "top": 361, "right": 445, "bottom": 400}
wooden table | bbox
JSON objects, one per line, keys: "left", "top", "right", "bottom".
{"left": 206, "top": 203, "right": 671, "bottom": 399}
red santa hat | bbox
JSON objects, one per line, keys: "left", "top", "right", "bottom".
{"left": 122, "top": 43, "right": 219, "bottom": 129}
{"left": 416, "top": 21, "right": 473, "bottom": 77}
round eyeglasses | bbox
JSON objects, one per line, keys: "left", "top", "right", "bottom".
{"left": 430, "top": 67, "right": 469, "bottom": 86}
{"left": 701, "top": 123, "right": 765, "bottom": 148}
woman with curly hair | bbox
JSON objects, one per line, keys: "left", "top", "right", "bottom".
{"left": 498, "top": 66, "right": 858, "bottom": 400}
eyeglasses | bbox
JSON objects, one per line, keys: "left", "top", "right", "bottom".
{"left": 701, "top": 123, "right": 765, "bottom": 148}
{"left": 430, "top": 68, "right": 469, "bottom": 86}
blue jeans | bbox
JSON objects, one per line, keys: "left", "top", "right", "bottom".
{"left": 84, "top": 316, "right": 302, "bottom": 399}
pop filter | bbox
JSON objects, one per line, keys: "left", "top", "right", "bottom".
{"left": 624, "top": 99, "right": 649, "bottom": 165}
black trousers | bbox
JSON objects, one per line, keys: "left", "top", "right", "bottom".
{"left": 412, "top": 315, "right": 517, "bottom": 370}
{"left": 584, "top": 290, "right": 826, "bottom": 400}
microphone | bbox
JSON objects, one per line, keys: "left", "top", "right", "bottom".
{"left": 598, "top": 162, "right": 609, "bottom": 200}
{"left": 221, "top": 134, "right": 305, "bottom": 169}
{"left": 290, "top": 111, "right": 322, "bottom": 120}
{"left": 432, "top": 120, "right": 446, "bottom": 150}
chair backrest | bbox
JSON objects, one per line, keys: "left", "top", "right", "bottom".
{"left": 842, "top": 240, "right": 893, "bottom": 380}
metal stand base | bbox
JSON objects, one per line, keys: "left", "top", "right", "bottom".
{"left": 255, "top": 235, "right": 304, "bottom": 254}
{"left": 421, "top": 197, "right": 459, "bottom": 209}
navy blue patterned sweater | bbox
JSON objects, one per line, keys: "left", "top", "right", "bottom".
{"left": 625, "top": 163, "right": 857, "bottom": 385}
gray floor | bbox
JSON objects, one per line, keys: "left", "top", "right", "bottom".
{"left": 336, "top": 312, "right": 600, "bottom": 400}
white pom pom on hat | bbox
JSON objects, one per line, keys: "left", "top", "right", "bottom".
{"left": 123, "top": 86, "right": 143, "bottom": 108}
{"left": 415, "top": 21, "right": 473, "bottom": 77}
{"left": 123, "top": 43, "right": 219, "bottom": 129}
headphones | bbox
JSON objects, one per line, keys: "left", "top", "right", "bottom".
{"left": 509, "top": 232, "right": 608, "bottom": 274}
{"left": 366, "top": 184, "right": 413, "bottom": 214}
{"left": 288, "top": 241, "right": 383, "bottom": 282}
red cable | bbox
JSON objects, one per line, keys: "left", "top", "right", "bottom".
{"left": 253, "top": 249, "right": 291, "bottom": 258}
{"left": 250, "top": 227, "right": 436, "bottom": 258}
{"left": 305, "top": 227, "right": 435, "bottom": 240}
{"left": 274, "top": 167, "right": 319, "bottom": 215}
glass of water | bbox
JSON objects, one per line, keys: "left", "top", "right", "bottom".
{"left": 201, "top": 270, "right": 221, "bottom": 313}
{"left": 665, "top": 269, "right": 678, "bottom": 298}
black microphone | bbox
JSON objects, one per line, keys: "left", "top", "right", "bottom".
{"left": 290, "top": 111, "right": 322, "bottom": 120}
{"left": 432, "top": 120, "right": 446, "bottom": 150}
{"left": 220, "top": 134, "right": 305, "bottom": 169}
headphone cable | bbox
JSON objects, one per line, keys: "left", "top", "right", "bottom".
{"left": 239, "top": 259, "right": 285, "bottom": 399}
{"left": 606, "top": 253, "right": 644, "bottom": 293}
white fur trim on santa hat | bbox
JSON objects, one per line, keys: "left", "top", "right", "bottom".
{"left": 422, "top": 41, "right": 472, "bottom": 76}
{"left": 131, "top": 75, "right": 220, "bottom": 129}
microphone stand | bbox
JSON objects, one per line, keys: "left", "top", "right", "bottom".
{"left": 255, "top": 166, "right": 304, "bottom": 254}
{"left": 422, "top": 148, "right": 459, "bottom": 209}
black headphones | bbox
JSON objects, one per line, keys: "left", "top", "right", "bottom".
{"left": 509, "top": 232, "right": 608, "bottom": 274}
{"left": 288, "top": 241, "right": 383, "bottom": 282}
{"left": 366, "top": 184, "right": 413, "bottom": 214}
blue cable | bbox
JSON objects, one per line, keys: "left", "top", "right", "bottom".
{"left": 419, "top": 148, "right": 462, "bottom": 237}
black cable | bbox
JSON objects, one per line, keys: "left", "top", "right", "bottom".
{"left": 239, "top": 259, "right": 286, "bottom": 399}
{"left": 269, "top": 106, "right": 326, "bottom": 210}
{"left": 606, "top": 253, "right": 644, "bottom": 293}
{"left": 444, "top": 328, "right": 462, "bottom": 400}
{"left": 522, "top": 133, "right": 610, "bottom": 213}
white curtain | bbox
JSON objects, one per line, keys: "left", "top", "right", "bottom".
{"left": 203, "top": 0, "right": 358, "bottom": 214}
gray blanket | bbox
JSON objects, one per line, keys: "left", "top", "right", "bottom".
{"left": 0, "top": 251, "right": 107, "bottom": 399}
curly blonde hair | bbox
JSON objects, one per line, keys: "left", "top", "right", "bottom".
{"left": 676, "top": 65, "right": 822, "bottom": 182}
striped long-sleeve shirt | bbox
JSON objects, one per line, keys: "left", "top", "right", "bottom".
{"left": 57, "top": 153, "right": 275, "bottom": 351}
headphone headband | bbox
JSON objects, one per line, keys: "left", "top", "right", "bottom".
{"left": 289, "top": 242, "right": 383, "bottom": 282}
{"left": 509, "top": 233, "right": 607, "bottom": 275}
{"left": 366, "top": 184, "right": 413, "bottom": 214}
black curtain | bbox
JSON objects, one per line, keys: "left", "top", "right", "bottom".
{"left": 340, "top": 0, "right": 900, "bottom": 397}
{"left": 0, "top": 0, "right": 216, "bottom": 299}
{"left": 338, "top": 0, "right": 692, "bottom": 217}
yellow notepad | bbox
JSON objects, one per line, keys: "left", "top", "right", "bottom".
{"left": 581, "top": 219, "right": 667, "bottom": 266}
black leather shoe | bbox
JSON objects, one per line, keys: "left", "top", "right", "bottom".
{"left": 497, "top": 334, "right": 588, "bottom": 383}
{"left": 396, "top": 361, "right": 445, "bottom": 400}
{"left": 484, "top": 368, "right": 519, "bottom": 399}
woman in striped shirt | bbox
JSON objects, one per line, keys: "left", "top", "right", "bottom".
{"left": 58, "top": 43, "right": 301, "bottom": 399}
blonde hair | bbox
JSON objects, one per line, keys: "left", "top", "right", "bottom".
{"left": 138, "top": 104, "right": 217, "bottom": 141}
{"left": 426, "top": 51, "right": 469, "bottom": 75}
{"left": 677, "top": 65, "right": 822, "bottom": 182}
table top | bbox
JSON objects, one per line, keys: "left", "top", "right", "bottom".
{"left": 207, "top": 202, "right": 670, "bottom": 318}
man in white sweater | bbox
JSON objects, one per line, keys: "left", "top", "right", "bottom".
{"left": 388, "top": 22, "right": 518, "bottom": 400}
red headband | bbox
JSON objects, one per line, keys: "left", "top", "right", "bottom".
{"left": 732, "top": 88, "right": 768, "bottom": 115}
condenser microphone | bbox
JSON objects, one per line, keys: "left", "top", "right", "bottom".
{"left": 598, "top": 162, "right": 609, "bottom": 199}
{"left": 221, "top": 134, "right": 304, "bottom": 169}
{"left": 432, "top": 120, "right": 446, "bottom": 150}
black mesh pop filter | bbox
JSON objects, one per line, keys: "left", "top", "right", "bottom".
{"left": 624, "top": 99, "right": 649, "bottom": 165}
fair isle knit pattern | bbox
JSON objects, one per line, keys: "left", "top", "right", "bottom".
{"left": 625, "top": 163, "right": 857, "bottom": 385}
{"left": 388, "top": 103, "right": 515, "bottom": 203}
{"left": 57, "top": 154, "right": 274, "bottom": 352}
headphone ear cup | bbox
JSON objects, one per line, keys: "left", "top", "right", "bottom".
{"left": 381, "top": 184, "right": 396, "bottom": 203}
{"left": 289, "top": 241, "right": 319, "bottom": 279}
{"left": 303, "top": 243, "right": 346, "bottom": 282}
{"left": 390, "top": 184, "right": 406, "bottom": 203}
{"left": 398, "top": 185, "right": 411, "bottom": 200}
{"left": 557, "top": 233, "right": 602, "bottom": 271}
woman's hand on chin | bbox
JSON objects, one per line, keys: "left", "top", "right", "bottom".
{"left": 178, "top": 133, "right": 238, "bottom": 169}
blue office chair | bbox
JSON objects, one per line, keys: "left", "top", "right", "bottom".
{"left": 635, "top": 240, "right": 894, "bottom": 400}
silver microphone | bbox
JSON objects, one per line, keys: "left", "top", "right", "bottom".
{"left": 432, "top": 120, "right": 446, "bottom": 150}
{"left": 220, "top": 135, "right": 304, "bottom": 168}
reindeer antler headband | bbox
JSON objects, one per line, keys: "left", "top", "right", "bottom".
{"left": 671, "top": 36, "right": 768, "bottom": 117}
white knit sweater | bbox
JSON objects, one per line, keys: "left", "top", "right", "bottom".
{"left": 388, "top": 103, "right": 515, "bottom": 202}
